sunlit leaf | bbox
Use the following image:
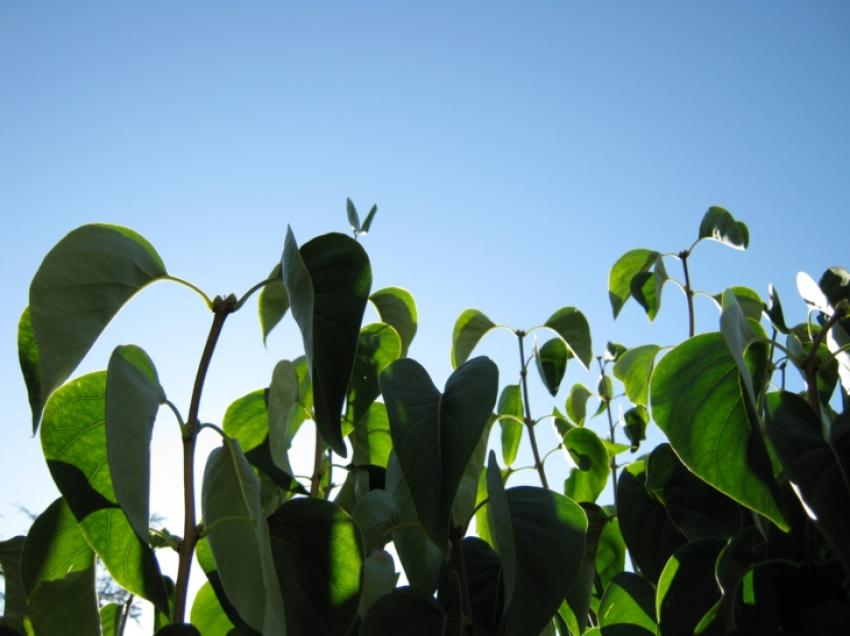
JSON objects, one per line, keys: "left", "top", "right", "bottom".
{"left": 534, "top": 338, "right": 570, "bottom": 396}
{"left": 190, "top": 582, "right": 236, "bottom": 636}
{"left": 283, "top": 228, "right": 371, "bottom": 456}
{"left": 613, "top": 345, "right": 660, "bottom": 407}
{"left": 17, "top": 307, "right": 42, "bottom": 434}
{"left": 697, "top": 207, "right": 749, "bottom": 250}
{"left": 259, "top": 263, "right": 289, "bottom": 345}
{"left": 27, "top": 566, "right": 100, "bottom": 636}
{"left": 370, "top": 287, "right": 418, "bottom": 357}
{"left": 563, "top": 428, "right": 609, "bottom": 504}
{"left": 766, "top": 284, "right": 790, "bottom": 334}
{"left": 565, "top": 384, "right": 592, "bottom": 427}
{"left": 28, "top": 224, "right": 167, "bottom": 428}
{"left": 656, "top": 539, "right": 724, "bottom": 635}
{"left": 631, "top": 257, "right": 668, "bottom": 321}
{"left": 544, "top": 307, "right": 592, "bottom": 370}
{"left": 609, "top": 249, "right": 660, "bottom": 319}
{"left": 598, "top": 572, "right": 657, "bottom": 636}
{"left": 497, "top": 385, "right": 523, "bottom": 466}
{"left": 0, "top": 536, "right": 28, "bottom": 632}
{"left": 451, "top": 309, "right": 496, "bottom": 369}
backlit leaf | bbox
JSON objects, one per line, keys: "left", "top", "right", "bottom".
{"left": 346, "top": 198, "right": 361, "bottom": 232}
{"left": 697, "top": 207, "right": 749, "bottom": 250}
{"left": 496, "top": 385, "right": 523, "bottom": 466}
{"left": 656, "top": 539, "right": 724, "bottom": 636}
{"left": 543, "top": 307, "right": 592, "bottom": 370}
{"left": 451, "top": 309, "right": 496, "bottom": 369}
{"left": 17, "top": 307, "right": 41, "bottom": 434}
{"left": 370, "top": 287, "right": 418, "bottom": 357}
{"left": 613, "top": 345, "right": 660, "bottom": 407}
{"left": 609, "top": 249, "right": 660, "bottom": 319}
{"left": 599, "top": 572, "right": 657, "bottom": 636}
{"left": 190, "top": 582, "right": 236, "bottom": 636}
{"left": 563, "top": 428, "right": 609, "bottom": 504}
{"left": 565, "top": 384, "right": 592, "bottom": 427}
{"left": 259, "top": 263, "right": 289, "bottom": 345}
{"left": 534, "top": 338, "right": 570, "bottom": 396}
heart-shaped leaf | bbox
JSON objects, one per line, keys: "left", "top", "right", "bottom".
{"left": 543, "top": 307, "right": 593, "bottom": 370}
{"left": 282, "top": 228, "right": 372, "bottom": 456}
{"left": 28, "top": 224, "right": 168, "bottom": 428}
{"left": 258, "top": 263, "right": 289, "bottom": 345}
{"left": 380, "top": 356, "right": 498, "bottom": 548}
{"left": 451, "top": 309, "right": 497, "bottom": 369}
{"left": 535, "top": 338, "right": 570, "bottom": 396}
{"left": 613, "top": 345, "right": 661, "bottom": 407}
{"left": 609, "top": 249, "right": 661, "bottom": 319}
{"left": 651, "top": 332, "right": 787, "bottom": 530}
{"left": 697, "top": 207, "right": 749, "bottom": 250}
{"left": 268, "top": 358, "right": 313, "bottom": 476}
{"left": 593, "top": 518, "right": 626, "bottom": 614}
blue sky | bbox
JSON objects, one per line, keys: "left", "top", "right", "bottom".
{"left": 2, "top": 1, "right": 849, "bottom": 625}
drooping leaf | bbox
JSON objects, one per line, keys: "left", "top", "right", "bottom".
{"left": 259, "top": 263, "right": 289, "bottom": 345}
{"left": 656, "top": 539, "right": 724, "bottom": 636}
{"left": 344, "top": 323, "right": 402, "bottom": 437}
{"left": 486, "top": 452, "right": 588, "bottom": 636}
{"left": 451, "top": 309, "right": 496, "bottom": 369}
{"left": 650, "top": 332, "right": 787, "bottom": 530}
{"left": 565, "top": 384, "right": 592, "bottom": 427}
{"left": 543, "top": 307, "right": 592, "bottom": 370}
{"left": 534, "top": 338, "right": 570, "bottom": 396}
{"left": 609, "top": 249, "right": 660, "bottom": 319}
{"left": 26, "top": 566, "right": 100, "bottom": 636}
{"left": 17, "top": 307, "right": 42, "bottom": 434}
{"left": 358, "top": 549, "right": 398, "bottom": 619}
{"left": 190, "top": 582, "right": 237, "bottom": 636}
{"left": 598, "top": 572, "right": 658, "bottom": 636}
{"left": 622, "top": 405, "right": 649, "bottom": 452}
{"left": 40, "top": 372, "right": 168, "bottom": 611}
{"left": 613, "top": 345, "right": 661, "bottom": 407}
{"left": 346, "top": 198, "right": 361, "bottom": 232}
{"left": 380, "top": 357, "right": 498, "bottom": 549}
{"left": 361, "top": 204, "right": 378, "bottom": 234}
{"left": 28, "top": 224, "right": 168, "bottom": 428}
{"left": 697, "top": 207, "right": 749, "bottom": 250}
{"left": 360, "top": 589, "right": 446, "bottom": 635}
{"left": 105, "top": 345, "right": 164, "bottom": 541}
{"left": 201, "top": 438, "right": 286, "bottom": 635}
{"left": 631, "top": 257, "right": 668, "bottom": 321}
{"left": 496, "top": 385, "right": 523, "bottom": 466}
{"left": 267, "top": 498, "right": 363, "bottom": 636}
{"left": 370, "top": 287, "right": 418, "bottom": 357}
{"left": 616, "top": 460, "right": 686, "bottom": 583}
{"left": 563, "top": 428, "right": 609, "bottom": 504}
{"left": 765, "top": 393, "right": 850, "bottom": 577}
{"left": 282, "top": 228, "right": 372, "bottom": 456}
{"left": 766, "top": 284, "right": 790, "bottom": 334}
{"left": 644, "top": 443, "right": 742, "bottom": 540}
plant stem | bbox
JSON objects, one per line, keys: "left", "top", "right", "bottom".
{"left": 117, "top": 594, "right": 134, "bottom": 635}
{"left": 679, "top": 250, "right": 695, "bottom": 338}
{"left": 450, "top": 526, "right": 474, "bottom": 634}
{"left": 598, "top": 358, "right": 618, "bottom": 494}
{"left": 310, "top": 428, "right": 325, "bottom": 498}
{"left": 801, "top": 310, "right": 843, "bottom": 422}
{"left": 173, "top": 295, "right": 235, "bottom": 623}
{"left": 516, "top": 331, "right": 549, "bottom": 489}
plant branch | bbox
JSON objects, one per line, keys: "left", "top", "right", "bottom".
{"left": 173, "top": 294, "right": 235, "bottom": 623}
{"left": 598, "top": 358, "right": 618, "bottom": 493}
{"left": 517, "top": 330, "right": 549, "bottom": 489}
{"left": 802, "top": 310, "right": 844, "bottom": 422}
{"left": 678, "top": 250, "right": 695, "bottom": 338}
{"left": 450, "top": 526, "right": 474, "bottom": 634}
{"left": 234, "top": 276, "right": 279, "bottom": 310}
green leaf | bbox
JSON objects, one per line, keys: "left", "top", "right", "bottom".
{"left": 622, "top": 405, "right": 649, "bottom": 452}
{"left": 564, "top": 504, "right": 608, "bottom": 635}
{"left": 719, "top": 289, "right": 764, "bottom": 409}
{"left": 27, "top": 566, "right": 100, "bottom": 636}
{"left": 766, "top": 284, "right": 790, "bottom": 334}
{"left": 593, "top": 519, "right": 626, "bottom": 613}
{"left": 17, "top": 308, "right": 42, "bottom": 434}
{"left": 282, "top": 228, "right": 372, "bottom": 456}
{"left": 40, "top": 372, "right": 168, "bottom": 611}
{"left": 497, "top": 385, "right": 523, "bottom": 466}
{"left": 353, "top": 489, "right": 398, "bottom": 554}
{"left": 28, "top": 224, "right": 167, "bottom": 427}
{"left": 346, "top": 197, "right": 361, "bottom": 231}
{"left": 259, "top": 263, "right": 289, "bottom": 345}
{"left": 613, "top": 345, "right": 661, "bottom": 407}
{"left": 650, "top": 332, "right": 787, "bottom": 530}
{"left": 697, "top": 206, "right": 749, "bottom": 250}
{"left": 616, "top": 460, "right": 686, "bottom": 583}
{"left": 486, "top": 452, "right": 588, "bottom": 636}
{"left": 380, "top": 357, "right": 498, "bottom": 549}
{"left": 461, "top": 538, "right": 504, "bottom": 634}
{"left": 0, "top": 536, "right": 27, "bottom": 632}
{"left": 359, "top": 549, "right": 398, "bottom": 619}
{"left": 105, "top": 345, "right": 164, "bottom": 541}
{"left": 370, "top": 287, "right": 418, "bottom": 356}
{"left": 190, "top": 582, "right": 237, "bottom": 636}
{"left": 711, "top": 286, "right": 764, "bottom": 322}
{"left": 99, "top": 603, "right": 122, "bottom": 636}
{"left": 765, "top": 393, "right": 850, "bottom": 577}
{"left": 543, "top": 307, "right": 592, "bottom": 370}
{"left": 362, "top": 204, "right": 378, "bottom": 234}
{"left": 352, "top": 402, "right": 393, "bottom": 470}
{"left": 201, "top": 438, "right": 286, "bottom": 635}
{"left": 21, "top": 498, "right": 93, "bottom": 595}
{"left": 644, "top": 443, "right": 742, "bottom": 540}
{"left": 268, "top": 359, "right": 311, "bottom": 475}
{"left": 565, "top": 384, "right": 592, "bottom": 427}
{"left": 451, "top": 414, "right": 492, "bottom": 531}
{"left": 534, "top": 338, "right": 570, "bottom": 396}
{"left": 598, "top": 572, "right": 658, "bottom": 636}
{"left": 267, "top": 498, "right": 363, "bottom": 636}
{"left": 344, "top": 323, "right": 402, "bottom": 437}
{"left": 656, "top": 539, "right": 724, "bottom": 636}
{"left": 360, "top": 589, "right": 446, "bottom": 635}
{"left": 563, "top": 428, "right": 609, "bottom": 503}
{"left": 609, "top": 249, "right": 660, "bottom": 319}
{"left": 630, "top": 256, "right": 668, "bottom": 321}
{"left": 451, "top": 309, "right": 496, "bottom": 369}
{"left": 194, "top": 538, "right": 260, "bottom": 636}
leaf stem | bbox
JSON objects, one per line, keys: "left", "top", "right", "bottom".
{"left": 310, "top": 427, "right": 326, "bottom": 498}
{"left": 163, "top": 398, "right": 185, "bottom": 429}
{"left": 678, "top": 250, "right": 695, "bottom": 338}
{"left": 173, "top": 294, "right": 235, "bottom": 623}
{"left": 234, "top": 276, "right": 279, "bottom": 310}
{"left": 450, "top": 526, "right": 474, "bottom": 634}
{"left": 516, "top": 330, "right": 549, "bottom": 489}
{"left": 164, "top": 275, "right": 214, "bottom": 308}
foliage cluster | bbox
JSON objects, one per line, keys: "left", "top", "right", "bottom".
{"left": 2, "top": 203, "right": 850, "bottom": 635}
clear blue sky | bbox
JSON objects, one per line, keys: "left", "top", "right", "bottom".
{"left": 2, "top": 0, "right": 849, "bottom": 624}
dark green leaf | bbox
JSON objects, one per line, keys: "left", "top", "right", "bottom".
{"left": 613, "top": 345, "right": 661, "bottom": 407}
{"left": 194, "top": 538, "right": 260, "bottom": 636}
{"left": 765, "top": 393, "right": 850, "bottom": 577}
{"left": 644, "top": 444, "right": 743, "bottom": 540}
{"left": 27, "top": 566, "right": 100, "bottom": 636}
{"left": 450, "top": 309, "right": 496, "bottom": 369}
{"left": 268, "top": 498, "right": 363, "bottom": 635}
{"left": 598, "top": 572, "right": 657, "bottom": 636}
{"left": 622, "top": 405, "right": 649, "bottom": 452}
{"left": 360, "top": 589, "right": 446, "bottom": 636}
{"left": 543, "top": 307, "right": 593, "bottom": 370}
{"left": 819, "top": 266, "right": 850, "bottom": 307}
{"left": 563, "top": 428, "right": 609, "bottom": 503}
{"left": 656, "top": 539, "right": 724, "bottom": 636}
{"left": 697, "top": 206, "right": 749, "bottom": 250}
{"left": 105, "top": 345, "right": 164, "bottom": 541}
{"left": 608, "top": 249, "right": 660, "bottom": 319}
{"left": 190, "top": 582, "right": 237, "bottom": 636}
{"left": 594, "top": 519, "right": 626, "bottom": 613}
{"left": 268, "top": 359, "right": 310, "bottom": 475}
{"left": 534, "top": 338, "right": 570, "bottom": 396}
{"left": 564, "top": 504, "right": 608, "bottom": 635}
{"left": 17, "top": 307, "right": 42, "bottom": 434}
{"left": 353, "top": 490, "right": 398, "bottom": 554}
{"left": 616, "top": 460, "right": 686, "bottom": 583}
{"left": 259, "top": 264, "right": 289, "bottom": 345}
{"left": 719, "top": 289, "right": 764, "bottom": 408}
{"left": 346, "top": 198, "right": 361, "bottom": 231}
{"left": 28, "top": 224, "right": 167, "bottom": 427}
{"left": 344, "top": 323, "right": 402, "bottom": 437}
{"left": 712, "top": 286, "right": 764, "bottom": 322}
{"left": 99, "top": 603, "right": 122, "bottom": 636}
{"left": 630, "top": 256, "right": 668, "bottom": 321}
{"left": 359, "top": 550, "right": 398, "bottom": 619}
{"left": 352, "top": 402, "right": 393, "bottom": 470}
{"left": 40, "top": 372, "right": 168, "bottom": 611}
{"left": 370, "top": 287, "right": 418, "bottom": 357}
{"left": 201, "top": 438, "right": 286, "bottom": 634}
{"left": 380, "top": 357, "right": 498, "bottom": 548}
{"left": 282, "top": 228, "right": 372, "bottom": 456}
{"left": 0, "top": 536, "right": 27, "bottom": 632}
{"left": 766, "top": 284, "right": 790, "bottom": 334}
{"left": 565, "top": 384, "right": 592, "bottom": 427}
{"left": 650, "top": 332, "right": 787, "bottom": 529}
{"left": 497, "top": 385, "right": 523, "bottom": 466}
{"left": 362, "top": 204, "right": 378, "bottom": 234}
{"left": 461, "top": 538, "right": 504, "bottom": 634}
{"left": 604, "top": 341, "right": 627, "bottom": 362}
{"left": 597, "top": 375, "right": 613, "bottom": 402}
{"left": 451, "top": 414, "right": 492, "bottom": 532}
{"left": 154, "top": 625, "right": 201, "bottom": 636}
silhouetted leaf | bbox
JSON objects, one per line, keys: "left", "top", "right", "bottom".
{"left": 599, "top": 572, "right": 657, "bottom": 636}
{"left": 360, "top": 589, "right": 446, "bottom": 635}
{"left": 347, "top": 198, "right": 361, "bottom": 232}
{"left": 622, "top": 405, "right": 649, "bottom": 452}
{"left": 0, "top": 536, "right": 27, "bottom": 632}
{"left": 344, "top": 323, "right": 402, "bottom": 437}
{"left": 766, "top": 284, "right": 790, "bottom": 334}
{"left": 451, "top": 309, "right": 496, "bottom": 369}
{"left": 564, "top": 504, "right": 607, "bottom": 635}
{"left": 656, "top": 539, "right": 724, "bottom": 635}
